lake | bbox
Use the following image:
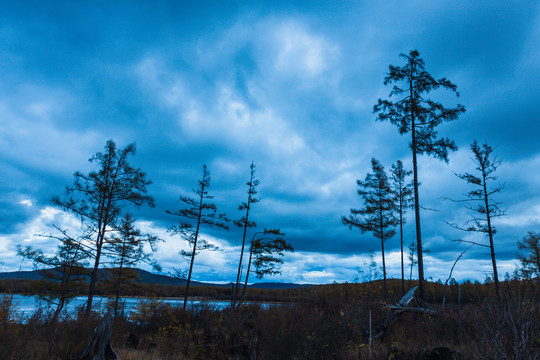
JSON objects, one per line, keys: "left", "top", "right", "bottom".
{"left": 4, "top": 294, "right": 270, "bottom": 319}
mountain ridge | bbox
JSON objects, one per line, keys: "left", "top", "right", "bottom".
{"left": 0, "top": 268, "right": 314, "bottom": 289}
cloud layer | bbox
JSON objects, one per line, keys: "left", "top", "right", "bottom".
{"left": 1, "top": 1, "right": 539, "bottom": 283}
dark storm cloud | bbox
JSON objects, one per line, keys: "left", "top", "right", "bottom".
{"left": 0, "top": 1, "right": 538, "bottom": 282}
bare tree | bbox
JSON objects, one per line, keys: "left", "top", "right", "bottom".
{"left": 408, "top": 240, "right": 417, "bottom": 287}
{"left": 53, "top": 140, "right": 154, "bottom": 315}
{"left": 232, "top": 162, "right": 259, "bottom": 308}
{"left": 390, "top": 160, "right": 413, "bottom": 294}
{"left": 447, "top": 141, "right": 504, "bottom": 297}
{"left": 407, "top": 239, "right": 430, "bottom": 289}
{"left": 104, "top": 213, "right": 161, "bottom": 316}
{"left": 374, "top": 50, "right": 465, "bottom": 299}
{"left": 442, "top": 245, "right": 473, "bottom": 310}
{"left": 167, "top": 165, "right": 229, "bottom": 310}
{"left": 343, "top": 158, "right": 397, "bottom": 298}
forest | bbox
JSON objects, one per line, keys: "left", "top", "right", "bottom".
{"left": 1, "top": 50, "right": 539, "bottom": 359}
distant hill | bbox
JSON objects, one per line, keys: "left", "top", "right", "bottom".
{"left": 0, "top": 268, "right": 313, "bottom": 289}
{"left": 248, "top": 282, "right": 313, "bottom": 289}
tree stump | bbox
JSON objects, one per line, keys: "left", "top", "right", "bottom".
{"left": 79, "top": 317, "right": 120, "bottom": 360}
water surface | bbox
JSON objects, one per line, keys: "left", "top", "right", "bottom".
{"left": 4, "top": 294, "right": 263, "bottom": 319}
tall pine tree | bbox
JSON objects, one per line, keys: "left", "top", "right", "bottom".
{"left": 167, "top": 165, "right": 229, "bottom": 310}
{"left": 343, "top": 158, "right": 397, "bottom": 298}
{"left": 374, "top": 50, "right": 465, "bottom": 299}
{"left": 53, "top": 140, "right": 154, "bottom": 315}
{"left": 390, "top": 160, "right": 413, "bottom": 294}
{"left": 448, "top": 141, "right": 504, "bottom": 297}
{"left": 232, "top": 162, "right": 259, "bottom": 309}
{"left": 104, "top": 213, "right": 161, "bottom": 316}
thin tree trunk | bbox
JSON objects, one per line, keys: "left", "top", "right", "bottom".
{"left": 410, "top": 66, "right": 425, "bottom": 300}
{"left": 232, "top": 198, "right": 251, "bottom": 309}
{"left": 86, "top": 240, "right": 103, "bottom": 316}
{"left": 86, "top": 199, "right": 112, "bottom": 316}
{"left": 240, "top": 242, "right": 254, "bottom": 305}
{"left": 86, "top": 156, "right": 122, "bottom": 316}
{"left": 381, "top": 235, "right": 387, "bottom": 298}
{"left": 443, "top": 246, "right": 470, "bottom": 310}
{"left": 379, "top": 202, "right": 387, "bottom": 298}
{"left": 52, "top": 297, "right": 65, "bottom": 324}
{"left": 400, "top": 202, "right": 404, "bottom": 295}
{"left": 114, "top": 267, "right": 123, "bottom": 317}
{"left": 184, "top": 185, "right": 205, "bottom": 311}
{"left": 53, "top": 265, "right": 70, "bottom": 323}
{"left": 483, "top": 174, "right": 500, "bottom": 298}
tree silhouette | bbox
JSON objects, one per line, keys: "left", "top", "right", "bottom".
{"left": 390, "top": 160, "right": 413, "bottom": 294}
{"left": 239, "top": 228, "right": 293, "bottom": 305}
{"left": 104, "top": 213, "right": 161, "bottom": 316}
{"left": 408, "top": 240, "right": 417, "bottom": 287}
{"left": 374, "top": 50, "right": 465, "bottom": 299}
{"left": 447, "top": 141, "right": 504, "bottom": 297}
{"left": 517, "top": 231, "right": 540, "bottom": 280}
{"left": 232, "top": 162, "right": 259, "bottom": 309}
{"left": 17, "top": 226, "right": 89, "bottom": 323}
{"left": 407, "top": 240, "right": 431, "bottom": 289}
{"left": 167, "top": 165, "right": 229, "bottom": 310}
{"left": 343, "top": 158, "right": 397, "bottom": 298}
{"left": 52, "top": 140, "right": 154, "bottom": 315}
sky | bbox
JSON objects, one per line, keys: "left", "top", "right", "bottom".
{"left": 1, "top": 1, "right": 539, "bottom": 284}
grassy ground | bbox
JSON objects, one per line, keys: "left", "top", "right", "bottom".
{"left": 0, "top": 280, "right": 538, "bottom": 359}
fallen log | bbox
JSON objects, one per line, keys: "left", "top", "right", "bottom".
{"left": 373, "top": 286, "right": 436, "bottom": 339}
{"left": 79, "top": 317, "right": 120, "bottom": 360}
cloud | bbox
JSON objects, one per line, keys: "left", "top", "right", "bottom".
{"left": 0, "top": 1, "right": 538, "bottom": 285}
{"left": 272, "top": 21, "right": 338, "bottom": 78}
{"left": 0, "top": 206, "right": 84, "bottom": 270}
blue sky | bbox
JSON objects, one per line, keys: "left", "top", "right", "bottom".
{"left": 1, "top": 1, "right": 539, "bottom": 284}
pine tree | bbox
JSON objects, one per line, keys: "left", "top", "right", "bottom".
{"left": 104, "top": 213, "right": 161, "bottom": 316}
{"left": 448, "top": 141, "right": 504, "bottom": 297}
{"left": 517, "top": 231, "right": 540, "bottom": 280}
{"left": 17, "top": 226, "right": 89, "bottom": 323}
{"left": 52, "top": 140, "right": 154, "bottom": 315}
{"left": 167, "top": 165, "right": 229, "bottom": 310}
{"left": 390, "top": 160, "right": 413, "bottom": 294}
{"left": 343, "top": 158, "right": 397, "bottom": 297}
{"left": 232, "top": 162, "right": 259, "bottom": 309}
{"left": 239, "top": 229, "right": 293, "bottom": 304}
{"left": 374, "top": 50, "right": 465, "bottom": 299}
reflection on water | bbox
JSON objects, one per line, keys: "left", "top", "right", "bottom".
{"left": 6, "top": 294, "right": 257, "bottom": 319}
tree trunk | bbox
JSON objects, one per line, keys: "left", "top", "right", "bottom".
{"left": 240, "top": 242, "right": 254, "bottom": 306}
{"left": 399, "top": 202, "right": 404, "bottom": 295}
{"left": 232, "top": 200, "right": 251, "bottom": 309}
{"left": 184, "top": 185, "right": 205, "bottom": 311}
{"left": 381, "top": 235, "right": 387, "bottom": 298}
{"left": 114, "top": 267, "right": 123, "bottom": 317}
{"left": 52, "top": 297, "right": 65, "bottom": 324}
{"left": 409, "top": 61, "right": 425, "bottom": 300}
{"left": 86, "top": 242, "right": 102, "bottom": 316}
{"left": 79, "top": 317, "right": 119, "bottom": 360}
{"left": 483, "top": 175, "right": 500, "bottom": 298}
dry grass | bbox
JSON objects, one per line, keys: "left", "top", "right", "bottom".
{"left": 0, "top": 280, "right": 537, "bottom": 360}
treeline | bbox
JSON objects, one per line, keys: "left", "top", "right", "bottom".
{"left": 3, "top": 276, "right": 530, "bottom": 306}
